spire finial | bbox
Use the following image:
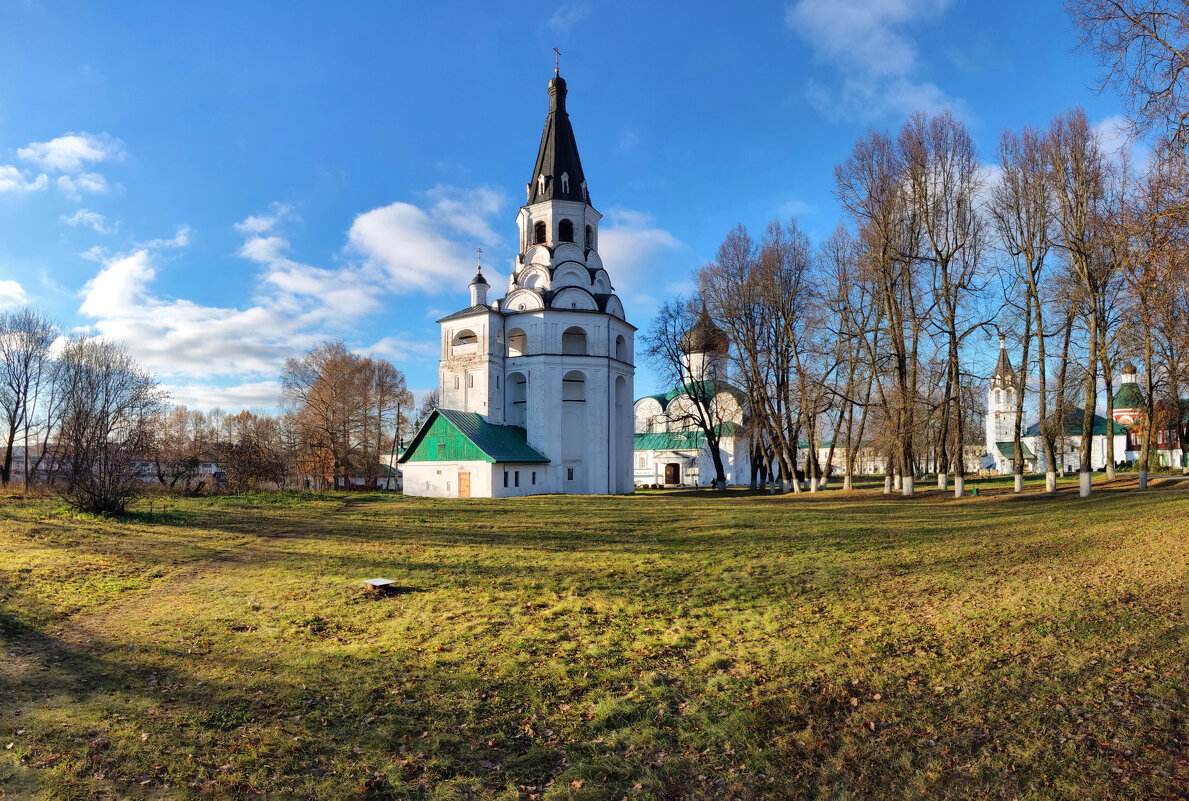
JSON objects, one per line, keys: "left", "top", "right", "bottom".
{"left": 476, "top": 246, "right": 482, "bottom": 274}
{"left": 553, "top": 46, "right": 560, "bottom": 76}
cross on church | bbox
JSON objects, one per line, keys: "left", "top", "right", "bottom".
{"left": 553, "top": 47, "right": 560, "bottom": 74}
{"left": 476, "top": 247, "right": 482, "bottom": 272}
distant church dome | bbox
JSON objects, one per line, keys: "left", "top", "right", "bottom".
{"left": 1122, "top": 361, "right": 1138, "bottom": 376}
{"left": 681, "top": 307, "right": 729, "bottom": 354}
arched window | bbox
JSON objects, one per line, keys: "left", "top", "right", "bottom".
{"left": 562, "top": 326, "right": 587, "bottom": 355}
{"left": 507, "top": 328, "right": 527, "bottom": 358}
{"left": 558, "top": 219, "right": 574, "bottom": 243}
{"left": 585, "top": 225, "right": 593, "bottom": 248}
{"left": 537, "top": 175, "right": 546, "bottom": 195}
{"left": 562, "top": 370, "right": 586, "bottom": 402}
{"left": 615, "top": 334, "right": 627, "bottom": 362}
{"left": 533, "top": 221, "right": 546, "bottom": 245}
{"left": 561, "top": 172, "right": 569, "bottom": 194}
{"left": 506, "top": 372, "right": 527, "bottom": 427}
{"left": 995, "top": 390, "right": 1001, "bottom": 404}
{"left": 452, "top": 329, "right": 477, "bottom": 346}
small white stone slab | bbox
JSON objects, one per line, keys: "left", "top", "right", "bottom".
{"left": 362, "top": 578, "right": 397, "bottom": 590}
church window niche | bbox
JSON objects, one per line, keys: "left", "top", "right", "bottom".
{"left": 561, "top": 172, "right": 569, "bottom": 194}
{"left": 615, "top": 334, "right": 627, "bottom": 361}
{"left": 538, "top": 174, "right": 546, "bottom": 195}
{"left": 585, "top": 225, "right": 593, "bottom": 249}
{"left": 506, "top": 372, "right": 527, "bottom": 427}
{"left": 562, "top": 326, "right": 587, "bottom": 355}
{"left": 507, "top": 328, "right": 527, "bottom": 357}
{"left": 562, "top": 370, "right": 586, "bottom": 401}
{"left": 559, "top": 219, "right": 574, "bottom": 243}
{"left": 995, "top": 390, "right": 1001, "bottom": 404}
{"left": 534, "top": 221, "right": 547, "bottom": 245}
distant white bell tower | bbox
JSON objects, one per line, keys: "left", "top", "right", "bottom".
{"left": 985, "top": 335, "right": 1019, "bottom": 471}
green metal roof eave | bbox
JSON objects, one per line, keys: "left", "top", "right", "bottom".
{"left": 437, "top": 408, "right": 550, "bottom": 463}
{"left": 398, "top": 409, "right": 549, "bottom": 464}
{"left": 996, "top": 440, "right": 1035, "bottom": 459}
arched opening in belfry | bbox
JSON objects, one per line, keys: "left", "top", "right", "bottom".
{"left": 558, "top": 219, "right": 574, "bottom": 243}
{"left": 534, "top": 221, "right": 547, "bottom": 245}
{"left": 562, "top": 326, "right": 587, "bottom": 355}
{"left": 506, "top": 371, "right": 527, "bottom": 428}
{"left": 507, "top": 328, "right": 527, "bottom": 358}
{"left": 585, "top": 225, "right": 593, "bottom": 248}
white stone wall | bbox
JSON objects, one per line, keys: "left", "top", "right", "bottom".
{"left": 402, "top": 461, "right": 493, "bottom": 498}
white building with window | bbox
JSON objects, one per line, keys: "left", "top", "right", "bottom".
{"left": 400, "top": 68, "right": 635, "bottom": 497}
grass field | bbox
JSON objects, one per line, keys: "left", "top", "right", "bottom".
{"left": 2, "top": 480, "right": 1188, "bottom": 799}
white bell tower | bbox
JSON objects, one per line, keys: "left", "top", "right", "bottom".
{"left": 985, "top": 335, "right": 1019, "bottom": 470}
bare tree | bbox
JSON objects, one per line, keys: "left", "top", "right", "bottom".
{"left": 1069, "top": 0, "right": 1189, "bottom": 148}
{"left": 1049, "top": 107, "right": 1110, "bottom": 496}
{"left": 992, "top": 126, "right": 1058, "bottom": 490}
{"left": 835, "top": 129, "right": 927, "bottom": 495}
{"left": 0, "top": 307, "right": 57, "bottom": 488}
{"left": 56, "top": 338, "right": 162, "bottom": 514}
{"left": 900, "top": 110, "right": 987, "bottom": 496}
{"left": 644, "top": 298, "right": 736, "bottom": 490}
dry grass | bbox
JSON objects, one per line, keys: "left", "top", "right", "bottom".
{"left": 1, "top": 484, "right": 1187, "bottom": 799}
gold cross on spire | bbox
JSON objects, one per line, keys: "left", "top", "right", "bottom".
{"left": 476, "top": 247, "right": 482, "bottom": 273}
{"left": 553, "top": 46, "right": 560, "bottom": 75}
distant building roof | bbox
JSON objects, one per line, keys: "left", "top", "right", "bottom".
{"left": 996, "top": 440, "right": 1035, "bottom": 460}
{"left": 635, "top": 380, "right": 746, "bottom": 411}
{"left": 634, "top": 422, "right": 743, "bottom": 452}
{"left": 1113, "top": 381, "right": 1144, "bottom": 411}
{"left": 1023, "top": 408, "right": 1126, "bottom": 437}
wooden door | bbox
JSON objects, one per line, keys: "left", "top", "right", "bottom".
{"left": 458, "top": 471, "right": 471, "bottom": 498}
{"left": 664, "top": 463, "right": 679, "bottom": 485}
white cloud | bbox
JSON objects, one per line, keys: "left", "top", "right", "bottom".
{"left": 138, "top": 225, "right": 191, "bottom": 249}
{"left": 62, "top": 208, "right": 115, "bottom": 234}
{"left": 78, "top": 249, "right": 155, "bottom": 317}
{"left": 234, "top": 202, "right": 294, "bottom": 235}
{"left": 1092, "top": 114, "right": 1151, "bottom": 168}
{"left": 776, "top": 198, "right": 818, "bottom": 218}
{"left": 0, "top": 279, "right": 28, "bottom": 309}
{"left": 546, "top": 2, "right": 590, "bottom": 31}
{"left": 786, "top": 0, "right": 959, "bottom": 120}
{"left": 159, "top": 380, "right": 283, "bottom": 413}
{"left": 347, "top": 185, "right": 506, "bottom": 294}
{"left": 18, "top": 132, "right": 124, "bottom": 173}
{"left": 364, "top": 336, "right": 439, "bottom": 363}
{"left": 596, "top": 208, "right": 686, "bottom": 304}
{"left": 0, "top": 165, "right": 48, "bottom": 193}
{"left": 57, "top": 172, "right": 109, "bottom": 200}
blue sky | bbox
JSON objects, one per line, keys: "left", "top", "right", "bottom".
{"left": 0, "top": 1, "right": 1130, "bottom": 409}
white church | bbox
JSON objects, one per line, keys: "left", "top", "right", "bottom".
{"left": 983, "top": 336, "right": 1185, "bottom": 474}
{"left": 400, "top": 69, "right": 635, "bottom": 497}
{"left": 632, "top": 309, "right": 751, "bottom": 487}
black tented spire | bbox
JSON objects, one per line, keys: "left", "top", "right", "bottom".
{"left": 526, "top": 72, "right": 590, "bottom": 206}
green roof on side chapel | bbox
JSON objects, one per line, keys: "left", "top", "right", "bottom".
{"left": 1113, "top": 381, "right": 1144, "bottom": 411}
{"left": 399, "top": 408, "right": 549, "bottom": 465}
{"left": 636, "top": 380, "right": 745, "bottom": 411}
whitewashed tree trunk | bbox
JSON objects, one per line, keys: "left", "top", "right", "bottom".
{"left": 1045, "top": 471, "right": 1056, "bottom": 493}
{"left": 954, "top": 475, "right": 964, "bottom": 498}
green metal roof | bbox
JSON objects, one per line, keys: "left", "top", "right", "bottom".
{"left": 996, "top": 440, "right": 1035, "bottom": 460}
{"left": 634, "top": 422, "right": 743, "bottom": 451}
{"left": 399, "top": 408, "right": 549, "bottom": 464}
{"left": 634, "top": 431, "right": 706, "bottom": 451}
{"left": 634, "top": 380, "right": 746, "bottom": 411}
{"left": 1112, "top": 382, "right": 1144, "bottom": 411}
{"left": 1023, "top": 408, "right": 1126, "bottom": 438}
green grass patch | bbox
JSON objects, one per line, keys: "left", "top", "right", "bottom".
{"left": 1, "top": 486, "right": 1187, "bottom": 798}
